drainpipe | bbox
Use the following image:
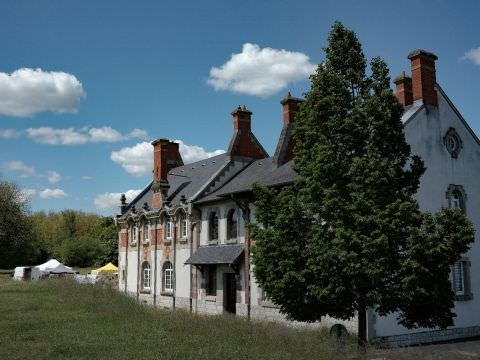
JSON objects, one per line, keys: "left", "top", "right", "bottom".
{"left": 189, "top": 219, "right": 194, "bottom": 313}
{"left": 173, "top": 216, "right": 177, "bottom": 310}
{"left": 125, "top": 224, "right": 129, "bottom": 294}
{"left": 136, "top": 223, "right": 140, "bottom": 301}
{"left": 232, "top": 197, "right": 251, "bottom": 321}
{"left": 153, "top": 219, "right": 158, "bottom": 306}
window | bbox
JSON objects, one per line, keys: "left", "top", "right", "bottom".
{"left": 206, "top": 265, "right": 217, "bottom": 296}
{"left": 180, "top": 213, "right": 188, "bottom": 238}
{"left": 444, "top": 128, "right": 462, "bottom": 158}
{"left": 452, "top": 259, "right": 472, "bottom": 301}
{"left": 143, "top": 222, "right": 150, "bottom": 243}
{"left": 142, "top": 262, "right": 151, "bottom": 290}
{"left": 163, "top": 262, "right": 173, "bottom": 292}
{"left": 227, "top": 209, "right": 238, "bottom": 240}
{"left": 209, "top": 211, "right": 219, "bottom": 241}
{"left": 447, "top": 185, "right": 466, "bottom": 213}
{"left": 131, "top": 224, "right": 138, "bottom": 244}
{"left": 166, "top": 217, "right": 173, "bottom": 240}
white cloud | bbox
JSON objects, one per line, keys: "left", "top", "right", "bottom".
{"left": 111, "top": 141, "right": 225, "bottom": 176}
{"left": 462, "top": 47, "right": 480, "bottom": 65}
{"left": 4, "top": 160, "right": 36, "bottom": 178}
{"left": 174, "top": 139, "right": 225, "bottom": 164}
{"left": 39, "top": 188, "right": 67, "bottom": 199}
{"left": 207, "top": 43, "right": 315, "bottom": 97}
{"left": 0, "top": 129, "right": 21, "bottom": 138}
{"left": 88, "top": 126, "right": 123, "bottom": 142}
{"left": 94, "top": 189, "right": 142, "bottom": 213}
{"left": 47, "top": 170, "right": 61, "bottom": 183}
{"left": 0, "top": 68, "right": 85, "bottom": 117}
{"left": 82, "top": 175, "right": 93, "bottom": 180}
{"left": 26, "top": 127, "right": 88, "bottom": 145}
{"left": 111, "top": 141, "right": 152, "bottom": 176}
{"left": 25, "top": 126, "right": 145, "bottom": 145}
{"left": 128, "top": 128, "right": 149, "bottom": 140}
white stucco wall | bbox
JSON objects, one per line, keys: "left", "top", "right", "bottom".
{"left": 373, "top": 90, "right": 480, "bottom": 340}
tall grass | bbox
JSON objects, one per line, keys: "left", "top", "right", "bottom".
{"left": 0, "top": 276, "right": 477, "bottom": 359}
{"left": 0, "top": 277, "right": 355, "bottom": 360}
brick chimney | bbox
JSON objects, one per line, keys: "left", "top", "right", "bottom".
{"left": 408, "top": 49, "right": 438, "bottom": 107}
{"left": 226, "top": 106, "right": 268, "bottom": 160}
{"left": 151, "top": 138, "right": 183, "bottom": 209}
{"left": 393, "top": 71, "right": 413, "bottom": 107}
{"left": 280, "top": 91, "right": 302, "bottom": 125}
{"left": 273, "top": 92, "right": 304, "bottom": 167}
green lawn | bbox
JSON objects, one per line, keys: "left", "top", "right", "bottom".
{"left": 0, "top": 276, "right": 356, "bottom": 360}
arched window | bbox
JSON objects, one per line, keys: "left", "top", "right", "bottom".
{"left": 227, "top": 209, "right": 238, "bottom": 240}
{"left": 180, "top": 213, "right": 188, "bottom": 238}
{"left": 165, "top": 217, "right": 173, "bottom": 240}
{"left": 452, "top": 191, "right": 464, "bottom": 211}
{"left": 163, "top": 262, "right": 173, "bottom": 292}
{"left": 447, "top": 185, "right": 466, "bottom": 213}
{"left": 142, "top": 262, "right": 151, "bottom": 290}
{"left": 209, "top": 212, "right": 219, "bottom": 241}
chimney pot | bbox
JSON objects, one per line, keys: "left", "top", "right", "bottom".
{"left": 280, "top": 91, "right": 303, "bottom": 125}
{"left": 393, "top": 71, "right": 413, "bottom": 107}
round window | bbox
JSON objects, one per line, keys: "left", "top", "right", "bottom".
{"left": 444, "top": 128, "right": 462, "bottom": 158}
{"left": 447, "top": 135, "right": 459, "bottom": 152}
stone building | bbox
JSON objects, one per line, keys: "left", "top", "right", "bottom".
{"left": 116, "top": 49, "right": 480, "bottom": 345}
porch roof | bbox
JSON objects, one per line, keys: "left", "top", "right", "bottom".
{"left": 185, "top": 244, "right": 244, "bottom": 265}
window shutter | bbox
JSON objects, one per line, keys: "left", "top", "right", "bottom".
{"left": 464, "top": 260, "right": 472, "bottom": 298}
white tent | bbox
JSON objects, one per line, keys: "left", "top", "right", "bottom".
{"left": 13, "top": 266, "right": 42, "bottom": 281}
{"left": 49, "top": 263, "right": 75, "bottom": 274}
{"left": 37, "top": 259, "right": 74, "bottom": 273}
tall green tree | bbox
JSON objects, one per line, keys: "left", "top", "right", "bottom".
{"left": 0, "top": 178, "right": 36, "bottom": 268}
{"left": 250, "top": 21, "right": 475, "bottom": 345}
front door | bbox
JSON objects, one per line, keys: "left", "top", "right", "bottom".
{"left": 224, "top": 273, "right": 236, "bottom": 314}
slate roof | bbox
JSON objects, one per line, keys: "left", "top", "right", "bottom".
{"left": 195, "top": 157, "right": 298, "bottom": 204}
{"left": 119, "top": 153, "right": 230, "bottom": 218}
{"left": 185, "top": 244, "right": 244, "bottom": 265}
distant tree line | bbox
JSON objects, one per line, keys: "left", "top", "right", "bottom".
{"left": 0, "top": 177, "right": 118, "bottom": 269}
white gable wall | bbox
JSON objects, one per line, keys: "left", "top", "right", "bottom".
{"left": 373, "top": 88, "right": 480, "bottom": 342}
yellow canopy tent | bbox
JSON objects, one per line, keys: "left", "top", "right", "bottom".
{"left": 91, "top": 262, "right": 118, "bottom": 276}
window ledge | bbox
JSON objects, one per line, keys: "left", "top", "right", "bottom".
{"left": 455, "top": 293, "right": 473, "bottom": 301}
{"left": 208, "top": 240, "right": 218, "bottom": 245}
{"left": 179, "top": 237, "right": 188, "bottom": 244}
{"left": 130, "top": 242, "right": 137, "bottom": 247}
{"left": 205, "top": 295, "right": 217, "bottom": 302}
{"left": 161, "top": 291, "right": 173, "bottom": 297}
{"left": 143, "top": 241, "right": 150, "bottom": 246}
{"left": 140, "top": 289, "right": 151, "bottom": 294}
{"left": 225, "top": 238, "right": 238, "bottom": 244}
{"left": 164, "top": 239, "right": 172, "bottom": 245}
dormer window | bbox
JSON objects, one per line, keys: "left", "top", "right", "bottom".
{"left": 444, "top": 128, "right": 462, "bottom": 158}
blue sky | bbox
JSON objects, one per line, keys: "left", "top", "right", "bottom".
{"left": 1, "top": 0, "right": 479, "bottom": 215}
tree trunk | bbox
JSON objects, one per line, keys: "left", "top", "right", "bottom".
{"left": 357, "top": 307, "right": 367, "bottom": 347}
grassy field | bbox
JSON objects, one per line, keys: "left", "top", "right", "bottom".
{"left": 0, "top": 274, "right": 356, "bottom": 360}
{"left": 1, "top": 273, "right": 478, "bottom": 360}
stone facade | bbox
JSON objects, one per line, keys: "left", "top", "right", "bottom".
{"left": 116, "top": 49, "right": 480, "bottom": 345}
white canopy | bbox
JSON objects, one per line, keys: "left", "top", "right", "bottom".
{"left": 49, "top": 263, "right": 75, "bottom": 274}
{"left": 36, "top": 259, "right": 73, "bottom": 273}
